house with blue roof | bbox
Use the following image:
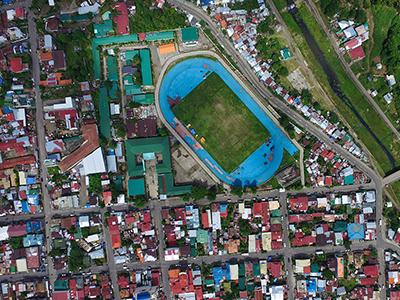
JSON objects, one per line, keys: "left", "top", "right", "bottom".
{"left": 26, "top": 221, "right": 42, "bottom": 233}
{"left": 23, "top": 234, "right": 44, "bottom": 247}
{"left": 306, "top": 278, "right": 317, "bottom": 295}
{"left": 213, "top": 266, "right": 224, "bottom": 286}
{"left": 347, "top": 223, "right": 365, "bottom": 241}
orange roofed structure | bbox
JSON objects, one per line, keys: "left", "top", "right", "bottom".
{"left": 59, "top": 123, "right": 100, "bottom": 172}
{"left": 158, "top": 43, "right": 176, "bottom": 55}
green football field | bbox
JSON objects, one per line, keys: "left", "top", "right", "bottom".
{"left": 172, "top": 72, "right": 269, "bottom": 173}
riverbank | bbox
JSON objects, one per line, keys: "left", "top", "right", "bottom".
{"left": 273, "top": 0, "right": 400, "bottom": 175}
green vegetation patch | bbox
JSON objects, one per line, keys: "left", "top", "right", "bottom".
{"left": 370, "top": 4, "right": 397, "bottom": 60}
{"left": 129, "top": 0, "right": 186, "bottom": 33}
{"left": 297, "top": 3, "right": 400, "bottom": 174}
{"left": 172, "top": 72, "right": 269, "bottom": 173}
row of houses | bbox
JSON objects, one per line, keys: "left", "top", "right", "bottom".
{"left": 288, "top": 190, "right": 377, "bottom": 247}
{"left": 208, "top": 0, "right": 367, "bottom": 163}
{"left": 163, "top": 199, "right": 283, "bottom": 261}
{"left": 169, "top": 258, "right": 287, "bottom": 300}
{"left": 107, "top": 210, "right": 158, "bottom": 264}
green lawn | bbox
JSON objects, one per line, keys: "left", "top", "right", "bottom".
{"left": 172, "top": 72, "right": 269, "bottom": 173}
{"left": 296, "top": 3, "right": 400, "bottom": 174}
{"left": 370, "top": 5, "right": 397, "bottom": 61}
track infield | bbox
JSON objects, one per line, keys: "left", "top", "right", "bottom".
{"left": 172, "top": 72, "right": 269, "bottom": 173}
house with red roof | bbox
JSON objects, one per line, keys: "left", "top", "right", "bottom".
{"left": 113, "top": 2, "right": 129, "bottom": 35}
{"left": 107, "top": 216, "right": 121, "bottom": 249}
{"left": 268, "top": 261, "right": 283, "bottom": 279}
{"left": 289, "top": 196, "right": 309, "bottom": 212}
{"left": 363, "top": 264, "right": 379, "bottom": 278}
{"left": 9, "top": 57, "right": 27, "bottom": 73}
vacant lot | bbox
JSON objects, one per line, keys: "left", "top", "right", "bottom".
{"left": 172, "top": 72, "right": 268, "bottom": 173}
{"left": 370, "top": 5, "right": 397, "bottom": 61}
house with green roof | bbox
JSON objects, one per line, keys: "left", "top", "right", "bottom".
{"left": 145, "top": 31, "right": 175, "bottom": 41}
{"left": 94, "top": 20, "right": 114, "bottom": 38}
{"left": 181, "top": 27, "right": 199, "bottom": 44}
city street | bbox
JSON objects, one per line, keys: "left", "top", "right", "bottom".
{"left": 1, "top": 1, "right": 400, "bottom": 299}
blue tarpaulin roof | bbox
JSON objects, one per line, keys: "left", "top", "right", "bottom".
{"left": 347, "top": 223, "right": 365, "bottom": 240}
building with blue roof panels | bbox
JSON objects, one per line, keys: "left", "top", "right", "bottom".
{"left": 23, "top": 234, "right": 44, "bottom": 247}
{"left": 139, "top": 49, "right": 153, "bottom": 86}
{"left": 347, "top": 223, "right": 365, "bottom": 241}
{"left": 212, "top": 266, "right": 224, "bottom": 286}
{"left": 306, "top": 278, "right": 317, "bottom": 295}
{"left": 136, "top": 292, "right": 151, "bottom": 300}
{"left": 26, "top": 221, "right": 42, "bottom": 233}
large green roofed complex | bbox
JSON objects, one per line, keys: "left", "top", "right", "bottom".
{"left": 125, "top": 136, "right": 172, "bottom": 177}
{"left": 172, "top": 72, "right": 269, "bottom": 173}
{"left": 125, "top": 136, "right": 191, "bottom": 196}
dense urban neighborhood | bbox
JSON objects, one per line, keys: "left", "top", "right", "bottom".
{"left": 0, "top": 0, "right": 399, "bottom": 299}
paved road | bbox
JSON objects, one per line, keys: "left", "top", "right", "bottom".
{"left": 0, "top": 271, "right": 48, "bottom": 282}
{"left": 101, "top": 211, "right": 121, "bottom": 300}
{"left": 304, "top": 0, "right": 400, "bottom": 141}
{"left": 26, "top": 0, "right": 58, "bottom": 290}
{"left": 168, "top": 0, "right": 380, "bottom": 186}
{"left": 164, "top": 2, "right": 396, "bottom": 299}
{"left": 383, "top": 170, "right": 400, "bottom": 185}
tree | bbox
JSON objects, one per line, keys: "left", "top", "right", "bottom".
{"left": 88, "top": 174, "right": 102, "bottom": 194}
{"left": 355, "top": 9, "right": 367, "bottom": 24}
{"left": 320, "top": 0, "right": 339, "bottom": 17}
{"left": 49, "top": 248, "right": 63, "bottom": 257}
{"left": 322, "top": 268, "right": 334, "bottom": 280}
{"left": 231, "top": 186, "right": 243, "bottom": 197}
{"left": 207, "top": 185, "right": 217, "bottom": 201}
{"left": 300, "top": 89, "right": 313, "bottom": 105}
{"left": 68, "top": 241, "right": 85, "bottom": 272}
{"left": 191, "top": 183, "right": 208, "bottom": 200}
{"left": 9, "top": 237, "right": 23, "bottom": 249}
{"left": 238, "top": 219, "right": 253, "bottom": 237}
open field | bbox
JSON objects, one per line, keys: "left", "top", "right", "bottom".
{"left": 370, "top": 5, "right": 397, "bottom": 61}
{"left": 172, "top": 72, "right": 269, "bottom": 173}
{"left": 277, "top": 1, "right": 400, "bottom": 174}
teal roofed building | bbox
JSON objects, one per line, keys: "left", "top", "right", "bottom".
{"left": 99, "top": 87, "right": 111, "bottom": 139}
{"left": 108, "top": 82, "right": 119, "bottom": 100}
{"left": 126, "top": 136, "right": 172, "bottom": 177}
{"left": 280, "top": 47, "right": 293, "bottom": 60}
{"left": 196, "top": 229, "right": 209, "bottom": 244}
{"left": 128, "top": 178, "right": 146, "bottom": 196}
{"left": 107, "top": 55, "right": 118, "bottom": 82}
{"left": 133, "top": 93, "right": 154, "bottom": 105}
{"left": 94, "top": 20, "right": 114, "bottom": 38}
{"left": 124, "top": 49, "right": 139, "bottom": 63}
{"left": 145, "top": 31, "right": 175, "bottom": 41}
{"left": 181, "top": 27, "right": 199, "bottom": 44}
{"left": 139, "top": 49, "right": 153, "bottom": 86}
{"left": 125, "top": 136, "right": 191, "bottom": 197}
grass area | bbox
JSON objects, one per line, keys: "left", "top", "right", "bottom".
{"left": 294, "top": 3, "right": 400, "bottom": 174}
{"left": 172, "top": 72, "right": 269, "bottom": 173}
{"left": 370, "top": 5, "right": 397, "bottom": 61}
{"left": 386, "top": 180, "right": 400, "bottom": 207}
